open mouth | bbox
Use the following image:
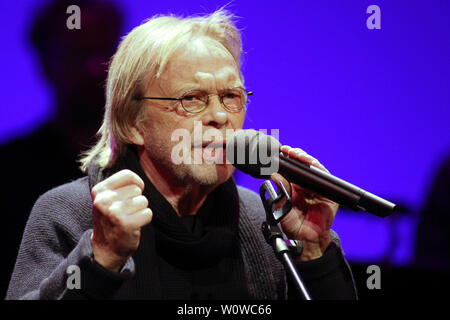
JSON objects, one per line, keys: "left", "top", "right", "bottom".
{"left": 192, "top": 140, "right": 227, "bottom": 163}
{"left": 202, "top": 140, "right": 226, "bottom": 149}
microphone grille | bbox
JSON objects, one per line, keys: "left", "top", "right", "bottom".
{"left": 226, "top": 129, "right": 280, "bottom": 178}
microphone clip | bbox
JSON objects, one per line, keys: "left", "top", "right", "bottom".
{"left": 259, "top": 180, "right": 292, "bottom": 225}
{"left": 259, "top": 180, "right": 311, "bottom": 299}
{"left": 259, "top": 180, "right": 302, "bottom": 257}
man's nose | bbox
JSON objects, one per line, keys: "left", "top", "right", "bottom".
{"left": 201, "top": 94, "right": 228, "bottom": 128}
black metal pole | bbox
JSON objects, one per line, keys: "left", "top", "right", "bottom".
{"left": 260, "top": 181, "right": 312, "bottom": 300}
{"left": 273, "top": 236, "right": 312, "bottom": 300}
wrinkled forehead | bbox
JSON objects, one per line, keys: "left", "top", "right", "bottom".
{"left": 188, "top": 37, "right": 234, "bottom": 59}
{"left": 157, "top": 37, "right": 243, "bottom": 93}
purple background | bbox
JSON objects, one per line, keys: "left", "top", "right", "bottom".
{"left": 1, "top": 0, "right": 449, "bottom": 266}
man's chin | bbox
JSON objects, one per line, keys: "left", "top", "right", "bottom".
{"left": 187, "top": 162, "right": 234, "bottom": 186}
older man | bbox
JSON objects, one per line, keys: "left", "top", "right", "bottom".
{"left": 7, "top": 10, "right": 356, "bottom": 300}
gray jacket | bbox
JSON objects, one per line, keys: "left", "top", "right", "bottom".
{"left": 6, "top": 170, "right": 356, "bottom": 300}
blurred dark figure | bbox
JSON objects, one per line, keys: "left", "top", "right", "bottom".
{"left": 415, "top": 154, "right": 450, "bottom": 272}
{"left": 0, "top": 0, "right": 122, "bottom": 298}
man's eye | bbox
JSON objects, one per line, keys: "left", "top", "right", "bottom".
{"left": 182, "top": 92, "right": 203, "bottom": 101}
{"left": 224, "top": 93, "right": 238, "bottom": 99}
{"left": 224, "top": 89, "right": 244, "bottom": 98}
{"left": 183, "top": 95, "right": 196, "bottom": 101}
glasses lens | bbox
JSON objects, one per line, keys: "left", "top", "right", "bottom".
{"left": 222, "top": 88, "right": 247, "bottom": 112}
{"left": 181, "top": 90, "right": 206, "bottom": 113}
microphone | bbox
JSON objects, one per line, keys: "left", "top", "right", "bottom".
{"left": 226, "top": 129, "right": 396, "bottom": 217}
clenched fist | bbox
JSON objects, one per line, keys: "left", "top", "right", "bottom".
{"left": 90, "top": 169, "right": 153, "bottom": 272}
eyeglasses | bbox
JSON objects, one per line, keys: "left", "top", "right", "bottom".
{"left": 135, "top": 87, "right": 253, "bottom": 114}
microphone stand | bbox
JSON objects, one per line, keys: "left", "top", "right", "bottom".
{"left": 259, "top": 181, "right": 312, "bottom": 300}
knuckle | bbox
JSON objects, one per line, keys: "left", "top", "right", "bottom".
{"left": 122, "top": 169, "right": 137, "bottom": 180}
{"left": 137, "top": 195, "right": 148, "bottom": 208}
{"left": 93, "top": 197, "right": 107, "bottom": 211}
{"left": 116, "top": 169, "right": 130, "bottom": 177}
{"left": 110, "top": 210, "right": 125, "bottom": 227}
{"left": 144, "top": 209, "right": 153, "bottom": 222}
{"left": 121, "top": 169, "right": 134, "bottom": 176}
{"left": 91, "top": 184, "right": 103, "bottom": 198}
{"left": 132, "top": 185, "right": 142, "bottom": 196}
{"left": 107, "top": 201, "right": 121, "bottom": 216}
{"left": 93, "top": 192, "right": 113, "bottom": 209}
{"left": 123, "top": 170, "right": 143, "bottom": 188}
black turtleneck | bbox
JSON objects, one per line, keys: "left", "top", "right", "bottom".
{"left": 109, "top": 146, "right": 250, "bottom": 299}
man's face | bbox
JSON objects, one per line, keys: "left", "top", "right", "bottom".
{"left": 136, "top": 37, "right": 246, "bottom": 187}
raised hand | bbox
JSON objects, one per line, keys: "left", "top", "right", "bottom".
{"left": 271, "top": 146, "right": 339, "bottom": 261}
{"left": 90, "top": 169, "right": 153, "bottom": 271}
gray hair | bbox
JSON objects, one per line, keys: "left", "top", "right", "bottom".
{"left": 79, "top": 8, "right": 243, "bottom": 172}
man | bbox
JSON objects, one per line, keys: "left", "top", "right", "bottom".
{"left": 6, "top": 10, "right": 357, "bottom": 300}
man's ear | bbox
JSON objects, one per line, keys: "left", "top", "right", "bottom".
{"left": 128, "top": 126, "right": 145, "bottom": 146}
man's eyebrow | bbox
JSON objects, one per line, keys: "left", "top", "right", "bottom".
{"left": 171, "top": 83, "right": 200, "bottom": 96}
{"left": 169, "top": 70, "right": 241, "bottom": 95}
{"left": 216, "top": 71, "right": 241, "bottom": 90}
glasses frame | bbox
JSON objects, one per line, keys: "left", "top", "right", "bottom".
{"left": 135, "top": 87, "right": 253, "bottom": 114}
